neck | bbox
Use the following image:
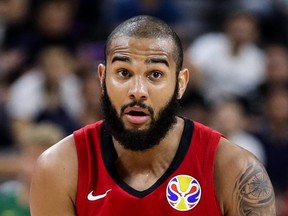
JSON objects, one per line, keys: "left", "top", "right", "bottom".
{"left": 230, "top": 41, "right": 242, "bottom": 56}
{"left": 113, "top": 117, "right": 184, "bottom": 190}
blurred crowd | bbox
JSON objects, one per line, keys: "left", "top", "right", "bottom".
{"left": 0, "top": 0, "right": 288, "bottom": 215}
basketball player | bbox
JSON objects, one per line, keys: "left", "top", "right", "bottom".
{"left": 30, "top": 15, "right": 276, "bottom": 215}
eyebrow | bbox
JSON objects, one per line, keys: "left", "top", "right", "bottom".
{"left": 111, "top": 56, "right": 131, "bottom": 64}
{"left": 145, "top": 57, "right": 169, "bottom": 68}
{"left": 111, "top": 55, "right": 169, "bottom": 68}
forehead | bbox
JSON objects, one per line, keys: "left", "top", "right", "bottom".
{"left": 107, "top": 36, "right": 175, "bottom": 63}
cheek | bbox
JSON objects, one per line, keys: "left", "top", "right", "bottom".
{"left": 150, "top": 83, "right": 176, "bottom": 112}
{"left": 105, "top": 74, "right": 177, "bottom": 115}
{"left": 105, "top": 78, "right": 127, "bottom": 110}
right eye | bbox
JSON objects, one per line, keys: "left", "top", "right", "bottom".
{"left": 117, "top": 69, "right": 130, "bottom": 78}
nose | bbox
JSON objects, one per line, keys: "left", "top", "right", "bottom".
{"left": 128, "top": 75, "right": 148, "bottom": 101}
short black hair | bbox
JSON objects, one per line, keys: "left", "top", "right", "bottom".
{"left": 105, "top": 15, "right": 183, "bottom": 73}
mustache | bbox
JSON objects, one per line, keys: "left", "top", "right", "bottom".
{"left": 120, "top": 100, "right": 154, "bottom": 116}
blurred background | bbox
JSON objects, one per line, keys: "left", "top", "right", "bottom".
{"left": 0, "top": 0, "right": 288, "bottom": 215}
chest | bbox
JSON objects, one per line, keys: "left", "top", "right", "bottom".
{"left": 74, "top": 120, "right": 222, "bottom": 215}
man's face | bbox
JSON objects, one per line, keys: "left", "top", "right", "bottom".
{"left": 99, "top": 36, "right": 183, "bottom": 151}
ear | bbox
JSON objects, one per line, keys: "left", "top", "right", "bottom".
{"left": 177, "top": 68, "right": 189, "bottom": 99}
{"left": 98, "top": 63, "right": 106, "bottom": 88}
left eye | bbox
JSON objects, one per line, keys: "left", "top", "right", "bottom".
{"left": 149, "top": 71, "right": 162, "bottom": 80}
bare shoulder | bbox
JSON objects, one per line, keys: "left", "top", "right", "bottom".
{"left": 36, "top": 134, "right": 77, "bottom": 169}
{"left": 214, "top": 137, "right": 276, "bottom": 216}
{"left": 30, "top": 135, "right": 78, "bottom": 215}
{"left": 36, "top": 134, "right": 77, "bottom": 192}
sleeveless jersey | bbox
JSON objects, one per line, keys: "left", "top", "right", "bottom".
{"left": 73, "top": 118, "right": 223, "bottom": 215}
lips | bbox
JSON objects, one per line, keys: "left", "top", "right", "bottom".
{"left": 123, "top": 106, "right": 150, "bottom": 125}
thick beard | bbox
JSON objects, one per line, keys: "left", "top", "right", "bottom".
{"left": 101, "top": 82, "right": 180, "bottom": 151}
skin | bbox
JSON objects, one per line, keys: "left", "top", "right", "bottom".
{"left": 29, "top": 36, "right": 276, "bottom": 215}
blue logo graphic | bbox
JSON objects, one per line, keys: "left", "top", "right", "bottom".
{"left": 166, "top": 175, "right": 201, "bottom": 211}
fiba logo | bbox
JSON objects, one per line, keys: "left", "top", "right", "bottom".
{"left": 166, "top": 175, "right": 201, "bottom": 211}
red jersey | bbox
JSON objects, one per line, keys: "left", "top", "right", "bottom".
{"left": 73, "top": 118, "right": 223, "bottom": 215}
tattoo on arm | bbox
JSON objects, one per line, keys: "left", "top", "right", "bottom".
{"left": 233, "top": 160, "right": 276, "bottom": 216}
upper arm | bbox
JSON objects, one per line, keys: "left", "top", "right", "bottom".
{"left": 215, "top": 138, "right": 276, "bottom": 216}
{"left": 30, "top": 135, "right": 77, "bottom": 216}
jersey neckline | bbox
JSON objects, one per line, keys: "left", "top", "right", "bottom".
{"left": 100, "top": 117, "right": 194, "bottom": 198}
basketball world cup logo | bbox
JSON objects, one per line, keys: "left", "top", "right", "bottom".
{"left": 166, "top": 175, "right": 201, "bottom": 211}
